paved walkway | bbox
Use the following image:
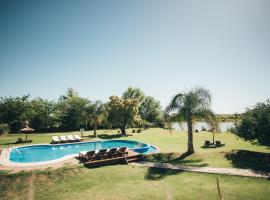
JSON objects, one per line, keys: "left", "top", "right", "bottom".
{"left": 130, "top": 161, "right": 270, "bottom": 179}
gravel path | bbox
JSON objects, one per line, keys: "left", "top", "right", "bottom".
{"left": 130, "top": 161, "right": 270, "bottom": 179}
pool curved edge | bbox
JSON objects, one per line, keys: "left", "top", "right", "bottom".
{"left": 0, "top": 139, "right": 159, "bottom": 167}
{"left": 0, "top": 147, "right": 80, "bottom": 167}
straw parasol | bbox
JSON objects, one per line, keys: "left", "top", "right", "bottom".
{"left": 20, "top": 121, "right": 35, "bottom": 141}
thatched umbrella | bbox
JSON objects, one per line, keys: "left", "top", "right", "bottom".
{"left": 20, "top": 121, "right": 35, "bottom": 141}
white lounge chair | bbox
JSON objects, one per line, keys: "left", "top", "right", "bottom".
{"left": 67, "top": 135, "right": 76, "bottom": 142}
{"left": 74, "top": 135, "right": 82, "bottom": 141}
{"left": 59, "top": 135, "right": 69, "bottom": 143}
{"left": 52, "top": 136, "right": 61, "bottom": 143}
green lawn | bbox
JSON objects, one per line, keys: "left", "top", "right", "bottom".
{"left": 1, "top": 128, "right": 269, "bottom": 169}
{"left": 0, "top": 128, "right": 270, "bottom": 200}
{"left": 1, "top": 165, "right": 270, "bottom": 200}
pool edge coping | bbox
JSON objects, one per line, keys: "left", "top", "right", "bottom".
{"left": 0, "top": 139, "right": 157, "bottom": 167}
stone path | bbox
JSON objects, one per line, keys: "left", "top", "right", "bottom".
{"left": 130, "top": 161, "right": 270, "bottom": 179}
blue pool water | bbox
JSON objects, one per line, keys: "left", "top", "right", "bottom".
{"left": 9, "top": 140, "right": 158, "bottom": 163}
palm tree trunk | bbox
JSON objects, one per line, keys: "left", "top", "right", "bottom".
{"left": 94, "top": 121, "right": 97, "bottom": 137}
{"left": 187, "top": 120, "right": 194, "bottom": 153}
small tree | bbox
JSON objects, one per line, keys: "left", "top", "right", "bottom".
{"left": 0, "top": 123, "right": 9, "bottom": 135}
{"left": 167, "top": 87, "right": 213, "bottom": 153}
{"left": 88, "top": 101, "right": 106, "bottom": 137}
{"left": 107, "top": 96, "right": 140, "bottom": 135}
{"left": 206, "top": 114, "right": 220, "bottom": 144}
{"left": 233, "top": 100, "right": 270, "bottom": 146}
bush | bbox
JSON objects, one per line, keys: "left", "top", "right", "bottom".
{"left": 233, "top": 100, "right": 270, "bottom": 146}
{"left": 0, "top": 123, "right": 10, "bottom": 135}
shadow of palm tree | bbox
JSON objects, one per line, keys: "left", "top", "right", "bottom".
{"left": 145, "top": 152, "right": 208, "bottom": 167}
{"left": 145, "top": 167, "right": 184, "bottom": 180}
{"left": 3, "top": 142, "right": 18, "bottom": 145}
{"left": 225, "top": 149, "right": 270, "bottom": 173}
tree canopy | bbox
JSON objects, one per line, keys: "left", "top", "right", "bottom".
{"left": 233, "top": 100, "right": 270, "bottom": 146}
{"left": 107, "top": 96, "right": 140, "bottom": 134}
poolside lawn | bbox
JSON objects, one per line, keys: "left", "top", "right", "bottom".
{"left": 1, "top": 128, "right": 269, "bottom": 169}
{"left": 1, "top": 165, "right": 270, "bottom": 200}
{"left": 1, "top": 128, "right": 270, "bottom": 200}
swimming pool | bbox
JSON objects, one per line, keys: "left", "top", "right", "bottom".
{"left": 9, "top": 140, "right": 158, "bottom": 163}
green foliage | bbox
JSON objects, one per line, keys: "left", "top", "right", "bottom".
{"left": 57, "top": 89, "right": 90, "bottom": 131}
{"left": 107, "top": 96, "right": 140, "bottom": 134}
{"left": 122, "top": 87, "right": 145, "bottom": 103}
{"left": 30, "top": 98, "right": 60, "bottom": 131}
{"left": 140, "top": 96, "right": 163, "bottom": 125}
{"left": 122, "top": 87, "right": 164, "bottom": 127}
{"left": 0, "top": 123, "right": 9, "bottom": 135}
{"left": 0, "top": 95, "right": 33, "bottom": 132}
{"left": 233, "top": 100, "right": 270, "bottom": 145}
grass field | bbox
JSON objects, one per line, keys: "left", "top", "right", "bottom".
{"left": 1, "top": 165, "right": 270, "bottom": 200}
{"left": 0, "top": 128, "right": 270, "bottom": 200}
{"left": 1, "top": 128, "right": 269, "bottom": 169}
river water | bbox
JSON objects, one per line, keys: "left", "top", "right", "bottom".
{"left": 172, "top": 122, "right": 236, "bottom": 132}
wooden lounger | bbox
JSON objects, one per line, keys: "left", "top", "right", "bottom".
{"left": 79, "top": 150, "right": 96, "bottom": 162}
{"left": 84, "top": 156, "right": 127, "bottom": 168}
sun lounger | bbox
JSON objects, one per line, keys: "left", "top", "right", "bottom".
{"left": 116, "top": 147, "right": 128, "bottom": 157}
{"left": 215, "top": 141, "right": 225, "bottom": 147}
{"left": 67, "top": 135, "right": 76, "bottom": 142}
{"left": 52, "top": 136, "right": 61, "bottom": 144}
{"left": 79, "top": 150, "right": 96, "bottom": 161}
{"left": 74, "top": 135, "right": 82, "bottom": 141}
{"left": 106, "top": 148, "right": 118, "bottom": 158}
{"left": 95, "top": 149, "right": 108, "bottom": 160}
{"left": 59, "top": 135, "right": 69, "bottom": 143}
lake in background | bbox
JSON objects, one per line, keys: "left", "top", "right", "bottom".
{"left": 172, "top": 122, "right": 236, "bottom": 132}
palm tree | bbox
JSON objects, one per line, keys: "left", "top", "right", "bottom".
{"left": 166, "top": 87, "right": 213, "bottom": 153}
{"left": 88, "top": 101, "right": 106, "bottom": 137}
{"left": 206, "top": 114, "right": 220, "bottom": 145}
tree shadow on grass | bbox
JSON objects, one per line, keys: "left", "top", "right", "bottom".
{"left": 145, "top": 152, "right": 208, "bottom": 167}
{"left": 145, "top": 167, "right": 184, "bottom": 180}
{"left": 2, "top": 142, "right": 18, "bottom": 145}
{"left": 225, "top": 149, "right": 270, "bottom": 173}
{"left": 97, "top": 134, "right": 132, "bottom": 140}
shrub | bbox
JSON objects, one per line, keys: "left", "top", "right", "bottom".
{"left": 233, "top": 100, "right": 270, "bottom": 146}
{"left": 0, "top": 123, "right": 10, "bottom": 135}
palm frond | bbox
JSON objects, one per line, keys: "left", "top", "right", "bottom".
{"left": 166, "top": 93, "right": 185, "bottom": 112}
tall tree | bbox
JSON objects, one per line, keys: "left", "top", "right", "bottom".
{"left": 122, "top": 87, "right": 145, "bottom": 103}
{"left": 58, "top": 88, "right": 89, "bottom": 131}
{"left": 167, "top": 87, "right": 213, "bottom": 153}
{"left": 140, "top": 96, "right": 162, "bottom": 124}
{"left": 30, "top": 98, "right": 59, "bottom": 131}
{"left": 122, "top": 87, "right": 163, "bottom": 126}
{"left": 233, "top": 100, "right": 270, "bottom": 146}
{"left": 88, "top": 101, "right": 106, "bottom": 137}
{"left": 0, "top": 95, "right": 33, "bottom": 132}
{"left": 107, "top": 96, "right": 140, "bottom": 135}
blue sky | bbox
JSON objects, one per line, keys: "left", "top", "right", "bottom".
{"left": 0, "top": 0, "right": 269, "bottom": 113}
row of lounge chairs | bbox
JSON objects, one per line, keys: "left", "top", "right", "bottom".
{"left": 51, "top": 135, "right": 82, "bottom": 144}
{"left": 79, "top": 147, "right": 128, "bottom": 162}
{"left": 203, "top": 140, "right": 225, "bottom": 148}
